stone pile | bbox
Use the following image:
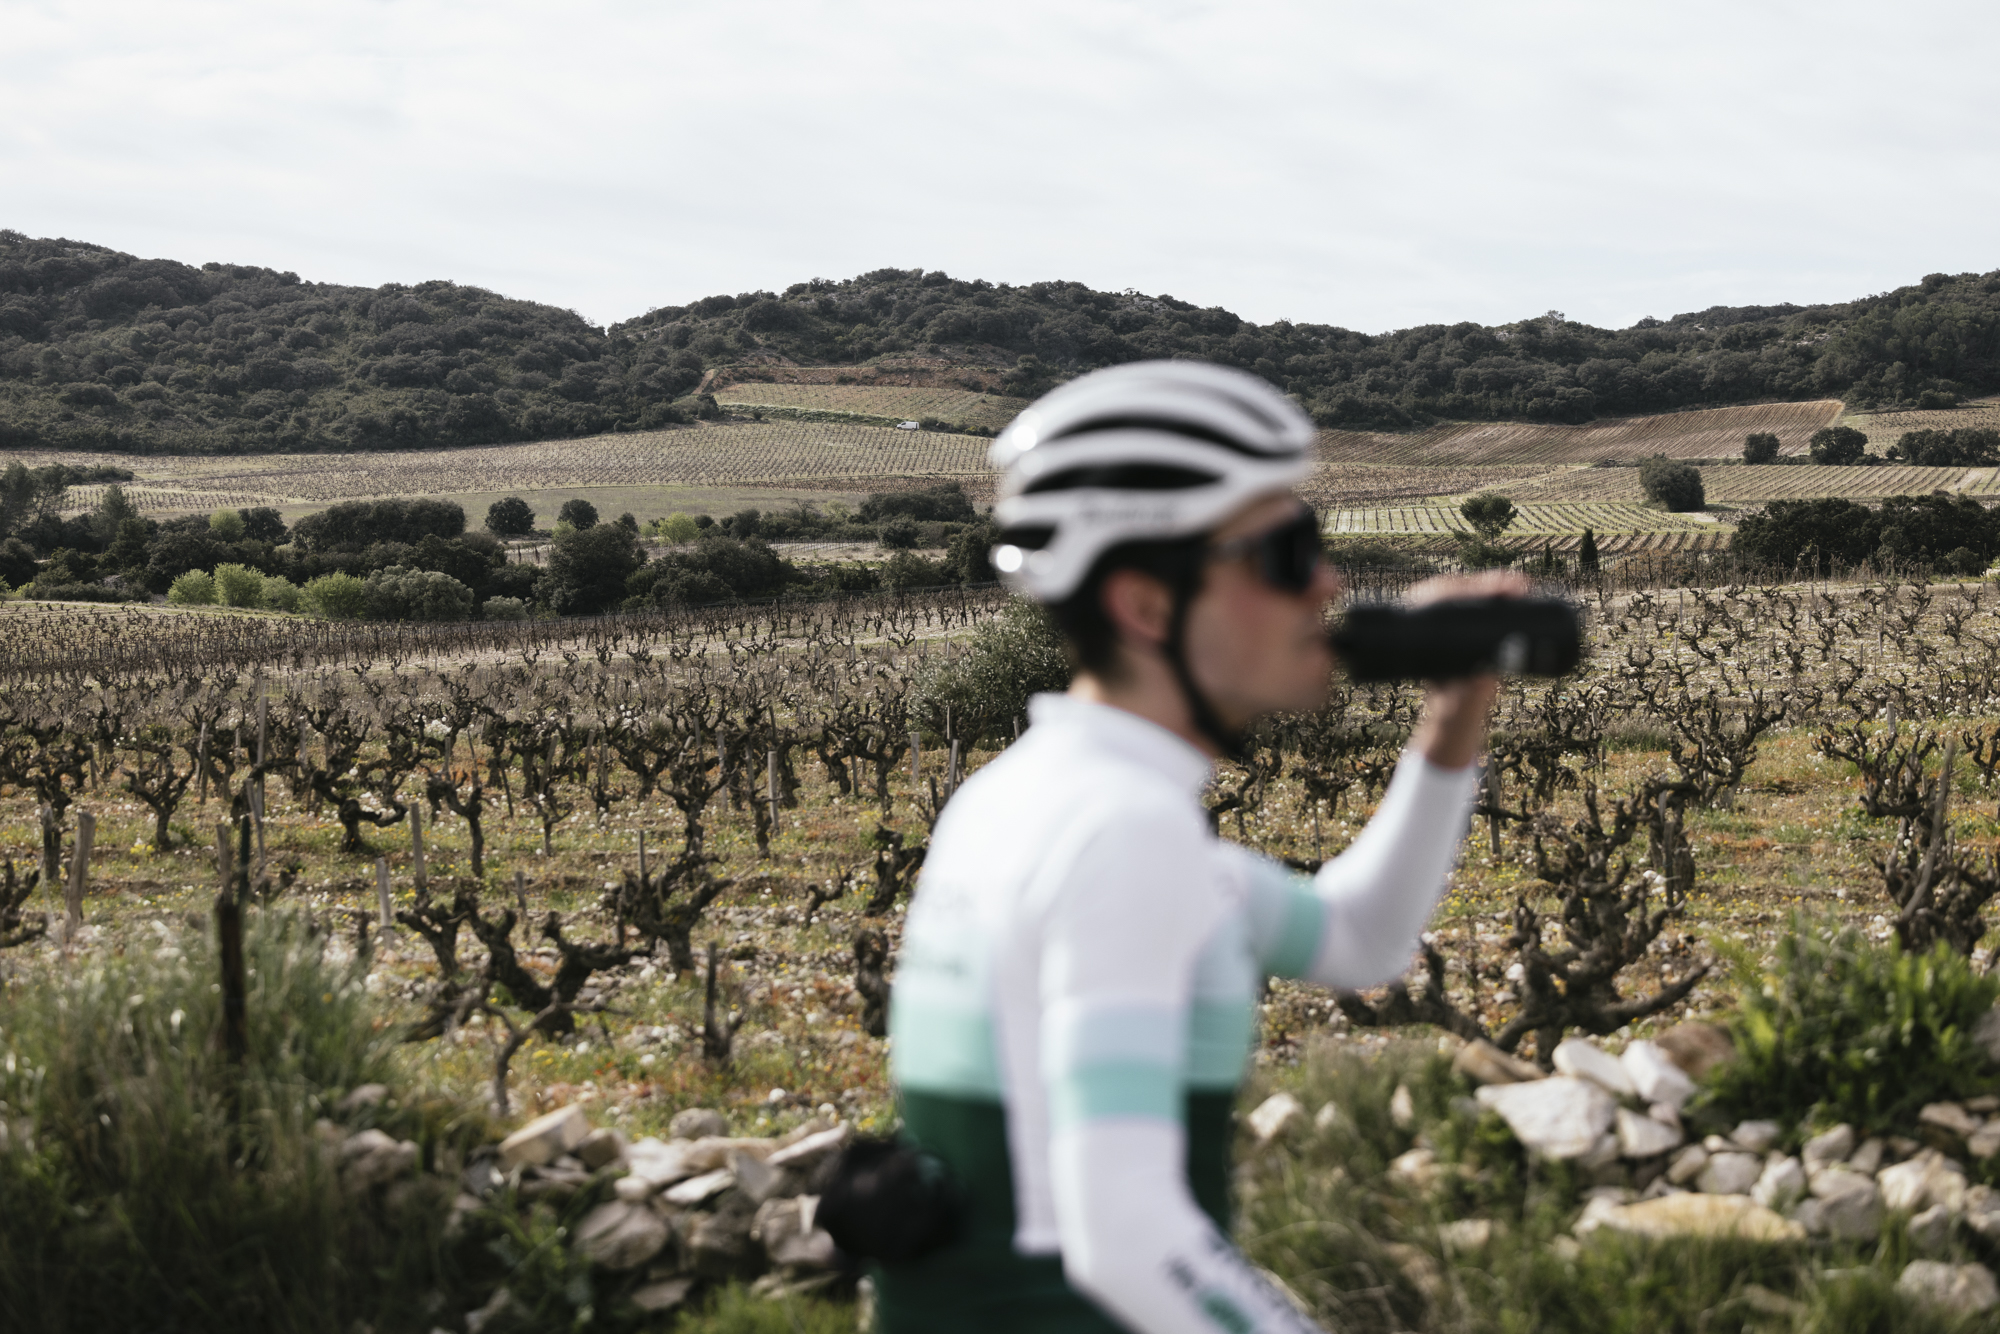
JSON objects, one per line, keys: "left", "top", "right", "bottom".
{"left": 477, "top": 1103, "right": 852, "bottom": 1316}
{"left": 1427, "top": 1025, "right": 2000, "bottom": 1316}
{"left": 319, "top": 1097, "right": 854, "bottom": 1325}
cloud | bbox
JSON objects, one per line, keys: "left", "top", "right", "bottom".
{"left": 3, "top": 0, "right": 1996, "bottom": 331}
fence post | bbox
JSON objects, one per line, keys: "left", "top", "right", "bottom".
{"left": 64, "top": 810, "right": 95, "bottom": 941}
{"left": 376, "top": 857, "right": 393, "bottom": 933}
{"left": 217, "top": 817, "right": 250, "bottom": 1067}
{"left": 410, "top": 803, "right": 426, "bottom": 890}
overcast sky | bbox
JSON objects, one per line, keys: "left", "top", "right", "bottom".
{"left": 5, "top": 1, "right": 1997, "bottom": 334}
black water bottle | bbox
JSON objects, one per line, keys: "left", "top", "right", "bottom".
{"left": 1328, "top": 596, "right": 1583, "bottom": 682}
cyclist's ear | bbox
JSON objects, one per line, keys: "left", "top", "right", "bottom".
{"left": 1098, "top": 567, "right": 1176, "bottom": 655}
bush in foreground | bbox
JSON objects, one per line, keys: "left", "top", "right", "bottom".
{"left": 0, "top": 911, "right": 475, "bottom": 1331}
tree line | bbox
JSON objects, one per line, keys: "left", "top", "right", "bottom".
{"left": 0, "top": 474, "right": 998, "bottom": 616}
{"left": 5, "top": 228, "right": 1999, "bottom": 453}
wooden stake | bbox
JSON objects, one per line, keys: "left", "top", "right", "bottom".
{"left": 195, "top": 719, "right": 210, "bottom": 805}
{"left": 410, "top": 803, "right": 426, "bottom": 889}
{"left": 64, "top": 810, "right": 95, "bottom": 940}
{"left": 376, "top": 858, "right": 393, "bottom": 932}
{"left": 767, "top": 748, "right": 780, "bottom": 834}
{"left": 217, "top": 817, "right": 250, "bottom": 1066}
{"left": 910, "top": 733, "right": 921, "bottom": 784}
{"left": 514, "top": 869, "right": 528, "bottom": 919}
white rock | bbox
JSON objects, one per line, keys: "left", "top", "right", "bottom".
{"left": 572, "top": 1201, "right": 670, "bottom": 1270}
{"left": 1388, "top": 1147, "right": 1443, "bottom": 1190}
{"left": 1964, "top": 1185, "right": 2000, "bottom": 1240}
{"left": 629, "top": 1277, "right": 695, "bottom": 1313}
{"left": 1553, "top": 1039, "right": 1635, "bottom": 1098}
{"left": 1728, "top": 1120, "right": 1781, "bottom": 1154}
{"left": 623, "top": 1137, "right": 698, "bottom": 1189}
{"left": 1696, "top": 1152, "right": 1763, "bottom": 1196}
{"left": 613, "top": 1174, "right": 657, "bottom": 1202}
{"left": 664, "top": 1168, "right": 736, "bottom": 1206}
{"left": 1919, "top": 1102, "right": 1982, "bottom": 1139}
{"left": 1880, "top": 1150, "right": 1967, "bottom": 1215}
{"left": 577, "top": 1127, "right": 627, "bottom": 1170}
{"left": 1438, "top": 1218, "right": 1493, "bottom": 1254}
{"left": 1848, "top": 1138, "right": 1886, "bottom": 1175}
{"left": 1973, "top": 1008, "right": 2000, "bottom": 1064}
{"left": 1579, "top": 1132, "right": 1622, "bottom": 1170}
{"left": 1616, "top": 1107, "right": 1683, "bottom": 1159}
{"left": 1389, "top": 1084, "right": 1415, "bottom": 1130}
{"left": 1800, "top": 1124, "right": 1855, "bottom": 1173}
{"left": 1582, "top": 1192, "right": 1805, "bottom": 1242}
{"left": 1809, "top": 1168, "right": 1884, "bottom": 1242}
{"left": 1751, "top": 1156, "right": 1807, "bottom": 1211}
{"left": 669, "top": 1107, "right": 728, "bottom": 1140}
{"left": 340, "top": 1128, "right": 419, "bottom": 1190}
{"left": 1666, "top": 1144, "right": 1710, "bottom": 1186}
{"left": 1475, "top": 1077, "right": 1616, "bottom": 1160}
{"left": 1789, "top": 1197, "right": 1827, "bottom": 1235}
{"left": 1909, "top": 1203, "right": 1955, "bottom": 1255}
{"left": 1452, "top": 1039, "right": 1544, "bottom": 1086}
{"left": 729, "top": 1149, "right": 783, "bottom": 1203}
{"left": 1621, "top": 1041, "right": 1696, "bottom": 1110}
{"left": 1969, "top": 1119, "right": 2000, "bottom": 1160}
{"left": 767, "top": 1124, "right": 849, "bottom": 1170}
{"left": 1313, "top": 1102, "right": 1341, "bottom": 1132}
{"left": 1647, "top": 1102, "right": 1682, "bottom": 1132}
{"left": 499, "top": 1104, "right": 592, "bottom": 1171}
{"left": 1246, "top": 1092, "right": 1306, "bottom": 1146}
{"left": 1899, "top": 1261, "right": 2000, "bottom": 1318}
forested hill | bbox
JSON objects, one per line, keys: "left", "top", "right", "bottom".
{"left": 2, "top": 227, "right": 1998, "bottom": 456}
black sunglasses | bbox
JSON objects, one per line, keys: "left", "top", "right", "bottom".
{"left": 1206, "top": 509, "right": 1324, "bottom": 593}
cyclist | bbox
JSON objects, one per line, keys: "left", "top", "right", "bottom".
{"left": 882, "top": 360, "right": 1521, "bottom": 1332}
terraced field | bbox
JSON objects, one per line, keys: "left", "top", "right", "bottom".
{"left": 39, "top": 420, "right": 992, "bottom": 517}
{"left": 1840, "top": 394, "right": 2000, "bottom": 452}
{"left": 710, "top": 382, "right": 1028, "bottom": 433}
{"left": 1327, "top": 501, "right": 1719, "bottom": 537}
{"left": 1317, "top": 400, "right": 1842, "bottom": 466}
{"left": 1513, "top": 463, "right": 1987, "bottom": 505}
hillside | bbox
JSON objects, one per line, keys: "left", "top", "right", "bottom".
{"left": 3, "top": 227, "right": 1998, "bottom": 455}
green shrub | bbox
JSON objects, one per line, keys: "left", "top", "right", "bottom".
{"left": 0, "top": 910, "right": 471, "bottom": 1330}
{"left": 208, "top": 506, "right": 246, "bottom": 540}
{"left": 657, "top": 511, "right": 700, "bottom": 543}
{"left": 910, "top": 597, "right": 1069, "bottom": 741}
{"left": 1742, "top": 431, "right": 1781, "bottom": 464}
{"left": 1639, "top": 455, "right": 1706, "bottom": 511}
{"left": 166, "top": 568, "right": 216, "bottom": 605}
{"left": 363, "top": 565, "right": 473, "bottom": 622}
{"left": 213, "top": 561, "right": 264, "bottom": 607}
{"left": 259, "top": 573, "right": 302, "bottom": 612}
{"left": 301, "top": 571, "right": 368, "bottom": 619}
{"left": 1698, "top": 915, "right": 2000, "bottom": 1137}
{"left": 481, "top": 595, "right": 529, "bottom": 621}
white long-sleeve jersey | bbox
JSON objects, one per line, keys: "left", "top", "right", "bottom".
{"left": 882, "top": 692, "right": 1476, "bottom": 1334}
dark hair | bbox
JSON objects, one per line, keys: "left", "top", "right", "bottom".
{"left": 1047, "top": 538, "right": 1205, "bottom": 679}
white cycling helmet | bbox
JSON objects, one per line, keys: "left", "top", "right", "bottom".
{"left": 988, "top": 359, "right": 1316, "bottom": 601}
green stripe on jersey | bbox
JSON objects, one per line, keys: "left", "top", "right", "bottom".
{"left": 1050, "top": 1060, "right": 1180, "bottom": 1126}
{"left": 889, "top": 1002, "right": 1003, "bottom": 1098}
{"left": 1263, "top": 884, "right": 1326, "bottom": 979}
{"left": 1186, "top": 999, "right": 1257, "bottom": 1089}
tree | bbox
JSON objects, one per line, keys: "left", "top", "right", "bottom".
{"left": 208, "top": 507, "right": 245, "bottom": 540}
{"left": 1809, "top": 425, "right": 1869, "bottom": 465}
{"left": 547, "top": 522, "right": 640, "bottom": 614}
{"left": 486, "top": 496, "right": 536, "bottom": 536}
{"left": 1890, "top": 428, "right": 2000, "bottom": 467}
{"left": 302, "top": 571, "right": 368, "bottom": 618}
{"left": 1742, "top": 432, "right": 1780, "bottom": 464}
{"left": 94, "top": 485, "right": 137, "bottom": 544}
{"left": 1638, "top": 455, "right": 1704, "bottom": 511}
{"left": 167, "top": 570, "right": 216, "bottom": 605}
{"left": 239, "top": 507, "right": 288, "bottom": 542}
{"left": 1578, "top": 527, "right": 1599, "bottom": 571}
{"left": 557, "top": 498, "right": 599, "bottom": 530}
{"left": 1875, "top": 493, "right": 2000, "bottom": 570}
{"left": 212, "top": 562, "right": 265, "bottom": 608}
{"left": 1459, "top": 493, "right": 1516, "bottom": 539}
{"left": 363, "top": 566, "right": 474, "bottom": 621}
{"left": 1732, "top": 497, "right": 1880, "bottom": 573}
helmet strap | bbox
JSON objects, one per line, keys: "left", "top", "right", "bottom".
{"left": 1161, "top": 566, "right": 1245, "bottom": 762}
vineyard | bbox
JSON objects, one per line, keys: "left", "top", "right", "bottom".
{"left": 1513, "top": 463, "right": 1993, "bottom": 506}
{"left": 1317, "top": 400, "right": 1844, "bottom": 467}
{"left": 708, "top": 382, "right": 1028, "bottom": 434}
{"left": 13, "top": 568, "right": 2000, "bottom": 1326}
{"left": 26, "top": 420, "right": 993, "bottom": 519}
{"left": 1326, "top": 501, "right": 1722, "bottom": 540}
{"left": 1843, "top": 394, "right": 2000, "bottom": 452}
